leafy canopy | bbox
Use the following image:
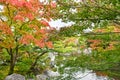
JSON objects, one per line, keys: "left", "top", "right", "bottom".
{"left": 0, "top": 0, "right": 57, "bottom": 49}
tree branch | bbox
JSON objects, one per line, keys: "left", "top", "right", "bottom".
{"left": 0, "top": 17, "right": 5, "bottom": 22}
{"left": 32, "top": 51, "right": 48, "bottom": 67}
{"left": 6, "top": 48, "right": 11, "bottom": 55}
{"left": 74, "top": 18, "right": 120, "bottom": 21}
{"left": 6, "top": 4, "right": 12, "bottom": 26}
{"left": 83, "top": 32, "right": 120, "bottom": 35}
{"left": 19, "top": 21, "right": 30, "bottom": 30}
{"left": 113, "top": 21, "right": 120, "bottom": 25}
{"left": 27, "top": 50, "right": 48, "bottom": 74}
{"left": 57, "top": 1, "right": 120, "bottom": 14}
{"left": 5, "top": 48, "right": 13, "bottom": 56}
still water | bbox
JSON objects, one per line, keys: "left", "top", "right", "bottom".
{"left": 51, "top": 67, "right": 115, "bottom": 80}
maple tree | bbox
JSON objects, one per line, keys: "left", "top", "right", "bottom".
{"left": 0, "top": 0, "right": 56, "bottom": 75}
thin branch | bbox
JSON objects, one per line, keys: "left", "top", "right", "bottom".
{"left": 34, "top": 51, "right": 48, "bottom": 64}
{"left": 0, "top": 17, "right": 5, "bottom": 22}
{"left": 6, "top": 48, "right": 13, "bottom": 55}
{"left": 19, "top": 20, "right": 32, "bottom": 30}
{"left": 27, "top": 50, "right": 48, "bottom": 74}
{"left": 74, "top": 18, "right": 120, "bottom": 21}
{"left": 30, "top": 51, "right": 48, "bottom": 67}
{"left": 71, "top": 5, "right": 120, "bottom": 13}
{"left": 57, "top": 0, "right": 120, "bottom": 14}
{"left": 90, "top": 4, "right": 118, "bottom": 14}
{"left": 83, "top": 32, "right": 120, "bottom": 35}
{"left": 6, "top": 48, "right": 10, "bottom": 55}
{"left": 6, "top": 4, "right": 12, "bottom": 26}
{"left": 113, "top": 21, "right": 120, "bottom": 25}
{"left": 5, "top": 48, "right": 13, "bottom": 56}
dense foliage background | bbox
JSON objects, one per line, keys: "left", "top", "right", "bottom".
{"left": 0, "top": 0, "right": 120, "bottom": 79}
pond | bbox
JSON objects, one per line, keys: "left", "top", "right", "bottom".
{"left": 51, "top": 67, "right": 115, "bottom": 80}
{"left": 47, "top": 52, "right": 120, "bottom": 80}
{"left": 46, "top": 51, "right": 120, "bottom": 80}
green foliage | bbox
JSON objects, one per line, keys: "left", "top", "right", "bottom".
{"left": 54, "top": 40, "right": 76, "bottom": 53}
{"left": 61, "top": 49, "right": 120, "bottom": 78}
{"left": 15, "top": 58, "right": 33, "bottom": 74}
{"left": 53, "top": 36, "right": 86, "bottom": 53}
{"left": 0, "top": 49, "right": 10, "bottom": 61}
{"left": 0, "top": 66, "right": 9, "bottom": 80}
{"left": 56, "top": 0, "right": 120, "bottom": 36}
{"left": 0, "top": 0, "right": 120, "bottom": 79}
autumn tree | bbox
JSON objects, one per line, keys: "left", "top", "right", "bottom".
{"left": 0, "top": 0, "right": 57, "bottom": 75}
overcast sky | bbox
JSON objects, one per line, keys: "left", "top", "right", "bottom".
{"left": 49, "top": 19, "right": 74, "bottom": 30}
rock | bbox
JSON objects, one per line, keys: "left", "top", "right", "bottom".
{"left": 50, "top": 61, "right": 55, "bottom": 68}
{"left": 83, "top": 27, "right": 93, "bottom": 33}
{"left": 48, "top": 52, "right": 55, "bottom": 61}
{"left": 36, "top": 74, "right": 47, "bottom": 80}
{"left": 53, "top": 52, "right": 59, "bottom": 56}
{"left": 5, "top": 73, "right": 25, "bottom": 80}
{"left": 83, "top": 47, "right": 92, "bottom": 54}
{"left": 27, "top": 79, "right": 34, "bottom": 80}
{"left": 77, "top": 50, "right": 82, "bottom": 54}
{"left": 64, "top": 53, "right": 71, "bottom": 56}
{"left": 44, "top": 70, "right": 60, "bottom": 77}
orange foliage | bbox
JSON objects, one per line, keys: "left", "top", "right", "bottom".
{"left": 0, "top": 0, "right": 56, "bottom": 49}
{"left": 89, "top": 26, "right": 120, "bottom": 51}
{"left": 95, "top": 71, "right": 108, "bottom": 77}
{"left": 113, "top": 27, "right": 120, "bottom": 32}
{"left": 0, "top": 23, "right": 13, "bottom": 35}
{"left": 19, "top": 34, "right": 34, "bottom": 45}
{"left": 14, "top": 14, "right": 24, "bottom": 21}
{"left": 87, "top": 40, "right": 101, "bottom": 50}
{"left": 40, "top": 19, "right": 50, "bottom": 27}
{"left": 45, "top": 41, "right": 53, "bottom": 48}
{"left": 29, "top": 24, "right": 39, "bottom": 30}
{"left": 105, "top": 42, "right": 117, "bottom": 50}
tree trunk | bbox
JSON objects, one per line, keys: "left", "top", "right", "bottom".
{"left": 8, "top": 47, "right": 18, "bottom": 75}
{"left": 8, "top": 53, "right": 15, "bottom": 75}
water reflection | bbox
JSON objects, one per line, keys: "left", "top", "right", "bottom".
{"left": 51, "top": 67, "right": 115, "bottom": 80}
{"left": 72, "top": 70, "right": 113, "bottom": 80}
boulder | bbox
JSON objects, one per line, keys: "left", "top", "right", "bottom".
{"left": 5, "top": 73, "right": 25, "bottom": 80}
{"left": 83, "top": 47, "right": 92, "bottom": 54}
{"left": 44, "top": 70, "right": 60, "bottom": 77}
{"left": 36, "top": 70, "right": 60, "bottom": 80}
{"left": 27, "top": 79, "right": 35, "bottom": 80}
{"left": 36, "top": 74, "right": 47, "bottom": 80}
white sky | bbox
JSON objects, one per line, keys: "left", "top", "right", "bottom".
{"left": 49, "top": 19, "right": 75, "bottom": 30}
{"left": 0, "top": 5, "right": 3, "bottom": 12}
